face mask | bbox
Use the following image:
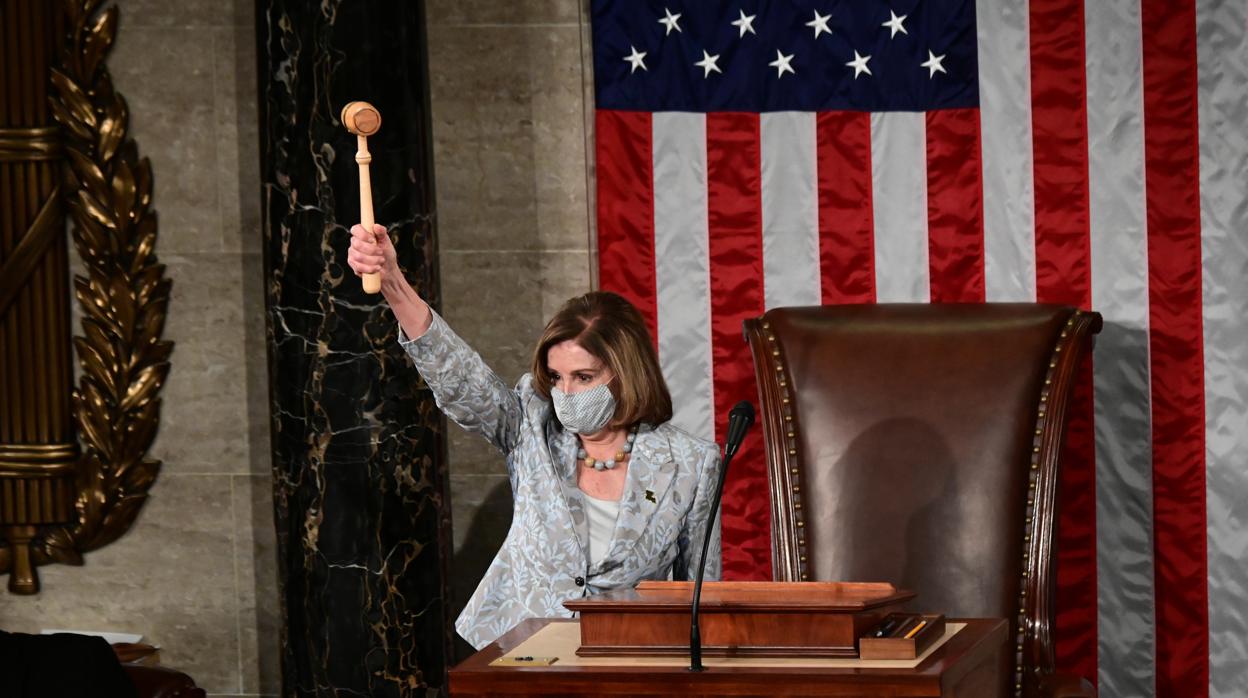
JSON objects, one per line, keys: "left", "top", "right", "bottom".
{"left": 551, "top": 384, "right": 616, "bottom": 435}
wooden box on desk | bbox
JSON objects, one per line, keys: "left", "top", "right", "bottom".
{"left": 859, "top": 613, "right": 947, "bottom": 659}
{"left": 564, "top": 580, "right": 913, "bottom": 658}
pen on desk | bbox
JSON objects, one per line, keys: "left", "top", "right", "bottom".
{"left": 871, "top": 617, "right": 900, "bottom": 638}
{"left": 903, "top": 619, "right": 928, "bottom": 640}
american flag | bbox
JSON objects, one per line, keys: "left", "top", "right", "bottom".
{"left": 590, "top": 0, "right": 1248, "bottom": 695}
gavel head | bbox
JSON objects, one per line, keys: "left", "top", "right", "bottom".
{"left": 341, "top": 101, "right": 381, "bottom": 136}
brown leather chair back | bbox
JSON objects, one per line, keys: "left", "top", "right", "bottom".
{"left": 745, "top": 303, "right": 1100, "bottom": 696}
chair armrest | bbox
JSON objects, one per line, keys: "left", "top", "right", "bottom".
{"left": 123, "top": 665, "right": 207, "bottom": 698}
{"left": 1032, "top": 672, "right": 1096, "bottom": 698}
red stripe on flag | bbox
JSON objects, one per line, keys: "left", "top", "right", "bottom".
{"left": 1141, "top": 1, "right": 1208, "bottom": 694}
{"left": 926, "top": 108, "right": 985, "bottom": 303}
{"left": 706, "top": 112, "right": 771, "bottom": 581}
{"left": 816, "top": 111, "right": 875, "bottom": 305}
{"left": 1029, "top": 0, "right": 1098, "bottom": 686}
{"left": 595, "top": 110, "right": 658, "bottom": 346}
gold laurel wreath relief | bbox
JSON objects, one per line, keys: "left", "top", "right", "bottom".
{"left": 35, "top": 0, "right": 172, "bottom": 566}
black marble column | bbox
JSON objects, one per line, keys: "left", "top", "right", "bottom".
{"left": 257, "top": 1, "right": 450, "bottom": 695}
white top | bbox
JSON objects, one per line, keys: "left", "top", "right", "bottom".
{"left": 583, "top": 492, "right": 621, "bottom": 565}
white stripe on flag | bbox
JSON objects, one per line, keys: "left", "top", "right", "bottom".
{"left": 652, "top": 112, "right": 715, "bottom": 442}
{"left": 761, "top": 112, "right": 821, "bottom": 310}
{"left": 1085, "top": 1, "right": 1157, "bottom": 695}
{"left": 976, "top": 0, "right": 1037, "bottom": 303}
{"left": 1197, "top": 1, "right": 1248, "bottom": 693}
{"left": 870, "top": 112, "right": 929, "bottom": 303}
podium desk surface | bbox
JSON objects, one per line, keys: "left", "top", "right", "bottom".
{"left": 449, "top": 617, "right": 1008, "bottom": 697}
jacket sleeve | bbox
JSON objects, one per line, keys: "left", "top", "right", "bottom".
{"left": 398, "top": 310, "right": 523, "bottom": 456}
{"left": 675, "top": 446, "right": 722, "bottom": 582}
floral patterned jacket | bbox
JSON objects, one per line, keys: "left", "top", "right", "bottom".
{"left": 400, "top": 310, "right": 722, "bottom": 649}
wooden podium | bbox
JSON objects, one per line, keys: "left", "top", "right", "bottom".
{"left": 449, "top": 582, "right": 1009, "bottom": 696}
{"left": 566, "top": 581, "right": 912, "bottom": 657}
{"left": 449, "top": 618, "right": 1008, "bottom": 696}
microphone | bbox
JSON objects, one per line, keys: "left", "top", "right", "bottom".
{"left": 689, "top": 400, "right": 755, "bottom": 672}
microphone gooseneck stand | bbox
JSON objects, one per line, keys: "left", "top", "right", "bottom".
{"left": 689, "top": 400, "right": 755, "bottom": 672}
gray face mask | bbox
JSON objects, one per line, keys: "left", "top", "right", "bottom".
{"left": 551, "top": 384, "right": 616, "bottom": 435}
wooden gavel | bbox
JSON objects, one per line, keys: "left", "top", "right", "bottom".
{"left": 341, "top": 101, "right": 383, "bottom": 294}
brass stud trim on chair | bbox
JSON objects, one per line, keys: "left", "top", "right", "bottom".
{"left": 1011, "top": 309, "right": 1087, "bottom": 698}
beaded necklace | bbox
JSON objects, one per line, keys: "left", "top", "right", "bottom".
{"left": 577, "top": 425, "right": 639, "bottom": 471}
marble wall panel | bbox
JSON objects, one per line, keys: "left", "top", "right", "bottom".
{"left": 260, "top": 0, "right": 451, "bottom": 694}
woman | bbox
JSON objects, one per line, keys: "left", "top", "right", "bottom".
{"left": 347, "top": 224, "right": 722, "bottom": 649}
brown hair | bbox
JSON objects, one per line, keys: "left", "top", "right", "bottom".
{"left": 530, "top": 291, "right": 673, "bottom": 429}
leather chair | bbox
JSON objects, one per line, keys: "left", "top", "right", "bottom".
{"left": 745, "top": 304, "right": 1101, "bottom": 698}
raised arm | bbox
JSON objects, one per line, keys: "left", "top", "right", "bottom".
{"left": 347, "top": 223, "right": 522, "bottom": 454}
{"left": 348, "top": 223, "right": 432, "bottom": 340}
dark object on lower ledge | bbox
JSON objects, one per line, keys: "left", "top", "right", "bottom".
{"left": 0, "top": 629, "right": 137, "bottom": 697}
{"left": 123, "top": 664, "right": 207, "bottom": 698}
{"left": 0, "top": 630, "right": 205, "bottom": 698}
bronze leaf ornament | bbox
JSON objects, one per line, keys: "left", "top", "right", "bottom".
{"left": 0, "top": 0, "right": 173, "bottom": 591}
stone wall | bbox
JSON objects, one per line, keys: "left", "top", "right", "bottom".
{"left": 0, "top": 0, "right": 278, "bottom": 696}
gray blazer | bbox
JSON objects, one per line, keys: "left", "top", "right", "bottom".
{"left": 400, "top": 311, "right": 722, "bottom": 649}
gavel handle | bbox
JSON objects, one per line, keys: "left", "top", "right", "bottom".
{"left": 356, "top": 134, "right": 382, "bottom": 294}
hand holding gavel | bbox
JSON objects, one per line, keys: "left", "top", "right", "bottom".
{"left": 342, "top": 101, "right": 384, "bottom": 294}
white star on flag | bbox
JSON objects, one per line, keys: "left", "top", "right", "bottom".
{"left": 624, "top": 46, "right": 647, "bottom": 73}
{"left": 731, "top": 9, "right": 757, "bottom": 37}
{"left": 882, "top": 10, "right": 908, "bottom": 38}
{"left": 695, "top": 50, "right": 722, "bottom": 77}
{"left": 769, "top": 50, "right": 795, "bottom": 78}
{"left": 846, "top": 50, "right": 872, "bottom": 78}
{"left": 659, "top": 8, "right": 682, "bottom": 35}
{"left": 806, "top": 10, "right": 832, "bottom": 39}
{"left": 921, "top": 50, "right": 947, "bottom": 78}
